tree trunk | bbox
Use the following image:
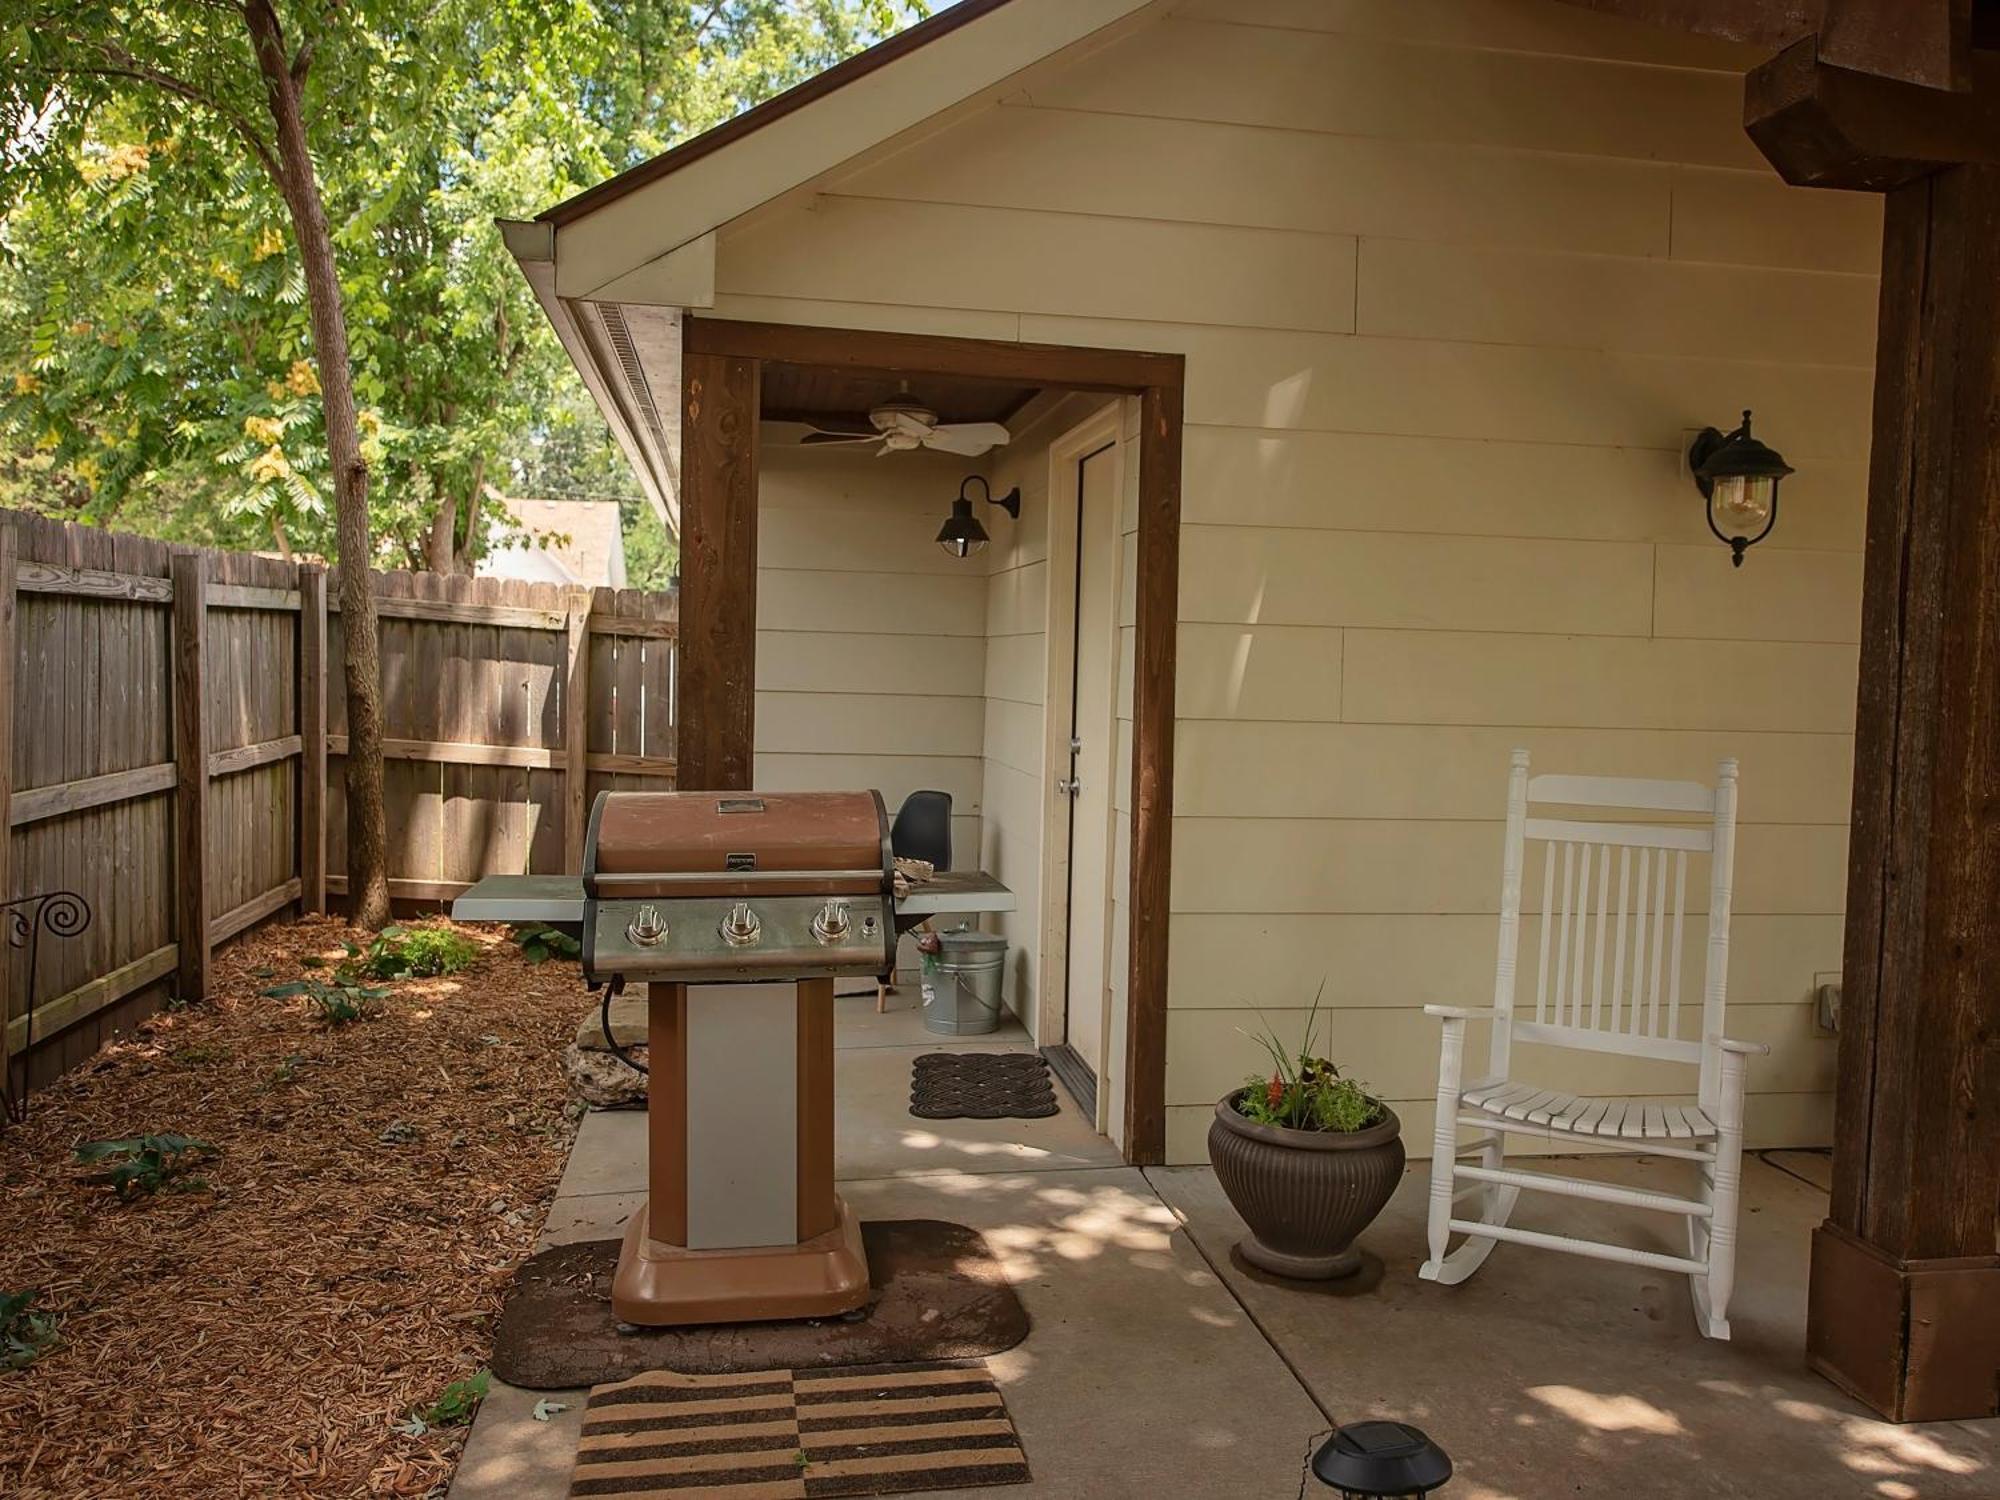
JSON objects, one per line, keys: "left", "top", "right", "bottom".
{"left": 457, "top": 456, "right": 487, "bottom": 572}
{"left": 246, "top": 0, "right": 390, "bottom": 928}
{"left": 425, "top": 488, "right": 458, "bottom": 573}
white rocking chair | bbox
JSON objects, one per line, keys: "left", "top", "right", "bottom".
{"left": 1419, "top": 751, "right": 1767, "bottom": 1340}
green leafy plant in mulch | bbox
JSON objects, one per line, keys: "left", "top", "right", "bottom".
{"left": 1, "top": 1289, "right": 61, "bottom": 1369}
{"left": 74, "top": 1133, "right": 220, "bottom": 1200}
{"left": 346, "top": 926, "right": 480, "bottom": 981}
{"left": 396, "top": 1369, "right": 491, "bottom": 1436}
{"left": 511, "top": 923, "right": 580, "bottom": 965}
{"left": 260, "top": 976, "right": 391, "bottom": 1026}
{"left": 1234, "top": 989, "right": 1385, "bottom": 1135}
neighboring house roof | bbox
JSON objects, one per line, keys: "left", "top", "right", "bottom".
{"left": 479, "top": 494, "right": 628, "bottom": 590}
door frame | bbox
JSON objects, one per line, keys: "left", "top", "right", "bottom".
{"left": 1035, "top": 404, "right": 1128, "bottom": 1134}
{"left": 678, "top": 315, "right": 1183, "bottom": 1165}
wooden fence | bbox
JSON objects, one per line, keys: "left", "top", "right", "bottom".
{"left": 0, "top": 510, "right": 676, "bottom": 1097}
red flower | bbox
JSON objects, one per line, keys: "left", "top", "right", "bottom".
{"left": 1265, "top": 1074, "right": 1285, "bottom": 1110}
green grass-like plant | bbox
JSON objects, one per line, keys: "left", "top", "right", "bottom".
{"left": 511, "top": 923, "right": 580, "bottom": 965}
{"left": 74, "top": 1133, "right": 219, "bottom": 1200}
{"left": 348, "top": 926, "right": 480, "bottom": 980}
{"left": 261, "top": 977, "right": 390, "bottom": 1025}
{"left": 408, "top": 1369, "right": 490, "bottom": 1432}
{"left": 1233, "top": 985, "right": 1385, "bottom": 1135}
{"left": 1, "top": 1289, "right": 60, "bottom": 1369}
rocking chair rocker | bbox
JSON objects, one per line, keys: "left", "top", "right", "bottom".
{"left": 1419, "top": 751, "right": 1766, "bottom": 1340}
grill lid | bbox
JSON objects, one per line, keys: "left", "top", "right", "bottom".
{"left": 586, "top": 790, "right": 891, "bottom": 899}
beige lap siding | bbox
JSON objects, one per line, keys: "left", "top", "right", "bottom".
{"left": 754, "top": 446, "right": 986, "bottom": 980}
{"left": 714, "top": 0, "right": 1878, "bottom": 1161}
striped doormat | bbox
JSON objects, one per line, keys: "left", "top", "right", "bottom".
{"left": 569, "top": 1359, "right": 1031, "bottom": 1497}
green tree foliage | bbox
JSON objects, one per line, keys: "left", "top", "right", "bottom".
{"left": 0, "top": 1, "right": 927, "bottom": 568}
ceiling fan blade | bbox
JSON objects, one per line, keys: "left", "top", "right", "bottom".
{"left": 800, "top": 417, "right": 877, "bottom": 436}
{"left": 921, "top": 422, "right": 1012, "bottom": 457}
{"left": 799, "top": 431, "right": 879, "bottom": 446}
{"left": 877, "top": 410, "right": 937, "bottom": 439}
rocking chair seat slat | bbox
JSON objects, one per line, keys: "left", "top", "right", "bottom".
{"left": 1457, "top": 1084, "right": 1716, "bottom": 1141}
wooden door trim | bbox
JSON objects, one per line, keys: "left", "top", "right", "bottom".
{"left": 680, "top": 315, "right": 1181, "bottom": 1164}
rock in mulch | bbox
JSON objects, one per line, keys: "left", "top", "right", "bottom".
{"left": 564, "top": 991, "right": 648, "bottom": 1108}
{"left": 572, "top": 992, "right": 647, "bottom": 1052}
{"left": 563, "top": 1041, "right": 649, "bottom": 1109}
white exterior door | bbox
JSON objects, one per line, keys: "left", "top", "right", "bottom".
{"left": 1061, "top": 443, "right": 1120, "bottom": 1078}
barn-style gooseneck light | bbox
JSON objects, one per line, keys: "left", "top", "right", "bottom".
{"left": 1688, "top": 409, "right": 1793, "bottom": 568}
{"left": 1312, "top": 1421, "right": 1454, "bottom": 1497}
{"left": 935, "top": 475, "right": 1022, "bottom": 559}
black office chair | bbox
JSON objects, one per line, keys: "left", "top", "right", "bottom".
{"left": 890, "top": 789, "right": 953, "bottom": 874}
{"left": 881, "top": 790, "right": 953, "bottom": 1010}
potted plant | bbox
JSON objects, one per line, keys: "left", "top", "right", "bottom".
{"left": 1208, "top": 997, "right": 1404, "bottom": 1280}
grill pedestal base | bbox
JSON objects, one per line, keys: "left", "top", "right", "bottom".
{"left": 611, "top": 1197, "right": 871, "bottom": 1327}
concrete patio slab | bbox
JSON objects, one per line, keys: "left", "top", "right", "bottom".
{"left": 538, "top": 1190, "right": 641, "bottom": 1249}
{"left": 833, "top": 1167, "right": 1331, "bottom": 1498}
{"left": 551, "top": 1106, "right": 645, "bottom": 1198}
{"left": 1150, "top": 1156, "right": 2000, "bottom": 1500}
{"left": 834, "top": 1044, "right": 1120, "bottom": 1180}
{"left": 1761, "top": 1147, "right": 1835, "bottom": 1192}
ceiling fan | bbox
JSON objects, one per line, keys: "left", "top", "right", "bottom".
{"left": 796, "top": 395, "right": 1012, "bottom": 458}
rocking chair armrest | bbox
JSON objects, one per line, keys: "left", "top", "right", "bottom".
{"left": 1715, "top": 1036, "right": 1770, "bottom": 1056}
{"left": 1424, "top": 1004, "right": 1498, "bottom": 1022}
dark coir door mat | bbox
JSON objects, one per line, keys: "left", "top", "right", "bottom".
{"left": 570, "top": 1358, "right": 1030, "bottom": 1498}
{"left": 909, "top": 1052, "right": 1058, "bottom": 1120}
{"left": 494, "top": 1220, "right": 1029, "bottom": 1391}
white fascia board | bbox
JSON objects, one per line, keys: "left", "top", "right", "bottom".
{"left": 501, "top": 219, "right": 679, "bottom": 535}
{"left": 552, "top": 0, "right": 1157, "bottom": 301}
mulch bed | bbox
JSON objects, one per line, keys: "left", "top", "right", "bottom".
{"left": 0, "top": 916, "right": 585, "bottom": 1499}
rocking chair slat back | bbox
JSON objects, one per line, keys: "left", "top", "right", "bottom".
{"left": 1491, "top": 754, "right": 1740, "bottom": 1110}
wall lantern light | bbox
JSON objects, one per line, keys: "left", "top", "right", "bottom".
{"left": 1312, "top": 1420, "right": 1454, "bottom": 1498}
{"left": 935, "top": 475, "right": 1022, "bottom": 559}
{"left": 1689, "top": 409, "right": 1793, "bottom": 568}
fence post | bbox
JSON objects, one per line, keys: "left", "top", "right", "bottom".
{"left": 298, "top": 563, "right": 327, "bottom": 915}
{"left": 0, "top": 524, "right": 16, "bottom": 1100}
{"left": 172, "top": 552, "right": 210, "bottom": 1000}
{"left": 563, "top": 592, "right": 591, "bottom": 872}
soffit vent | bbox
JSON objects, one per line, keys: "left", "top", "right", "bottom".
{"left": 596, "top": 302, "right": 672, "bottom": 463}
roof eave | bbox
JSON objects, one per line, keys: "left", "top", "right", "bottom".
{"left": 501, "top": 219, "right": 681, "bottom": 539}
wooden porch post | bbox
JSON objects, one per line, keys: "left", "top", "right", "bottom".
{"left": 1807, "top": 162, "right": 2000, "bottom": 1424}
{"left": 679, "top": 349, "right": 761, "bottom": 792}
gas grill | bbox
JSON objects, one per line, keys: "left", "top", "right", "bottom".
{"left": 582, "top": 790, "right": 897, "bottom": 987}
{"left": 576, "top": 790, "right": 894, "bottom": 1327}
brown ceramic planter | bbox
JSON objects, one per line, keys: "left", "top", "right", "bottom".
{"left": 1208, "top": 1092, "right": 1404, "bottom": 1280}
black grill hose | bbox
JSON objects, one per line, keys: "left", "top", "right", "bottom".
{"left": 598, "top": 975, "right": 648, "bottom": 1075}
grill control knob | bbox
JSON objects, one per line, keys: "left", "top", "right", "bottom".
{"left": 627, "top": 905, "right": 667, "bottom": 947}
{"left": 720, "top": 901, "right": 761, "bottom": 948}
{"left": 811, "top": 900, "right": 851, "bottom": 945}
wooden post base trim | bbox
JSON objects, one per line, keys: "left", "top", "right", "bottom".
{"left": 1808, "top": 1220, "right": 2000, "bottom": 1423}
